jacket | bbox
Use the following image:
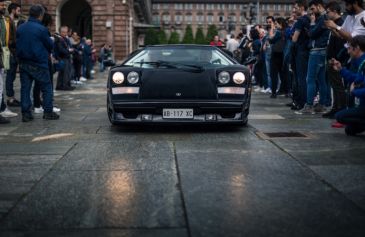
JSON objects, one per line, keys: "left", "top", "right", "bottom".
{"left": 340, "top": 53, "right": 365, "bottom": 107}
{"left": 308, "top": 13, "right": 330, "bottom": 49}
{"left": 16, "top": 17, "right": 53, "bottom": 69}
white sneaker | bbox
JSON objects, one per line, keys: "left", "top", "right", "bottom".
{"left": 0, "top": 108, "right": 18, "bottom": 117}
{"left": 70, "top": 80, "right": 77, "bottom": 84}
{"left": 263, "top": 88, "right": 272, "bottom": 94}
{"left": 91, "top": 70, "right": 95, "bottom": 74}
{"left": 34, "top": 107, "right": 44, "bottom": 114}
{"left": 254, "top": 87, "right": 262, "bottom": 92}
{"left": 80, "top": 77, "right": 87, "bottom": 82}
{"left": 53, "top": 107, "right": 61, "bottom": 112}
{"left": 75, "top": 81, "right": 83, "bottom": 85}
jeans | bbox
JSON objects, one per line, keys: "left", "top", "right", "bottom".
{"left": 5, "top": 54, "right": 18, "bottom": 98}
{"left": 295, "top": 48, "right": 309, "bottom": 106}
{"left": 336, "top": 107, "right": 365, "bottom": 134}
{"left": 306, "top": 49, "right": 327, "bottom": 106}
{"left": 264, "top": 48, "right": 272, "bottom": 89}
{"left": 20, "top": 63, "right": 53, "bottom": 115}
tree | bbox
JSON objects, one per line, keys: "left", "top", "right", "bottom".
{"left": 144, "top": 28, "right": 159, "bottom": 45}
{"left": 206, "top": 24, "right": 218, "bottom": 43}
{"left": 181, "top": 25, "right": 194, "bottom": 44}
{"left": 158, "top": 30, "right": 168, "bottom": 44}
{"left": 168, "top": 31, "right": 180, "bottom": 44}
{"left": 195, "top": 26, "right": 206, "bottom": 44}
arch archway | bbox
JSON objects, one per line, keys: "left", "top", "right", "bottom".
{"left": 56, "top": 0, "right": 92, "bottom": 38}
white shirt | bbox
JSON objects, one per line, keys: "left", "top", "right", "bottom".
{"left": 226, "top": 38, "right": 239, "bottom": 52}
{"left": 341, "top": 10, "right": 365, "bottom": 37}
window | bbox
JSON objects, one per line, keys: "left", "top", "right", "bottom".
{"left": 185, "top": 14, "right": 192, "bottom": 23}
{"left": 175, "top": 14, "right": 182, "bottom": 23}
{"left": 206, "top": 4, "right": 214, "bottom": 10}
{"left": 197, "top": 14, "right": 204, "bottom": 22}
{"left": 228, "top": 4, "right": 236, "bottom": 10}
{"left": 185, "top": 4, "right": 192, "bottom": 10}
{"left": 152, "top": 4, "right": 158, "bottom": 10}
{"left": 162, "top": 4, "right": 169, "bottom": 10}
{"left": 217, "top": 4, "right": 225, "bottom": 10}
{"left": 163, "top": 14, "right": 170, "bottom": 22}
{"left": 267, "top": 4, "right": 271, "bottom": 11}
{"left": 152, "top": 14, "right": 160, "bottom": 24}
{"left": 207, "top": 14, "right": 214, "bottom": 23}
{"left": 230, "top": 15, "right": 236, "bottom": 22}
{"left": 196, "top": 4, "right": 204, "bottom": 10}
{"left": 240, "top": 5, "right": 247, "bottom": 10}
{"left": 277, "top": 5, "right": 281, "bottom": 11}
{"left": 240, "top": 15, "right": 246, "bottom": 23}
{"left": 174, "top": 4, "right": 183, "bottom": 10}
{"left": 219, "top": 15, "right": 225, "bottom": 23}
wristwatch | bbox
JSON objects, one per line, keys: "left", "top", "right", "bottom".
{"left": 336, "top": 25, "right": 341, "bottom": 31}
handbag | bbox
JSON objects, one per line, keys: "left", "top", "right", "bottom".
{"left": 2, "top": 47, "right": 10, "bottom": 70}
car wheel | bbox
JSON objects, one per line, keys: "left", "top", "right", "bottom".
{"left": 107, "top": 97, "right": 117, "bottom": 125}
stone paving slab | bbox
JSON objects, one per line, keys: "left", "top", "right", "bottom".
{"left": 53, "top": 141, "right": 175, "bottom": 172}
{"left": 175, "top": 140, "right": 365, "bottom": 237}
{"left": 0, "top": 170, "right": 185, "bottom": 230}
{"left": 310, "top": 165, "right": 365, "bottom": 210}
{"left": 0, "top": 143, "right": 74, "bottom": 155}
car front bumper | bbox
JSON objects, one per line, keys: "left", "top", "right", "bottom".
{"left": 108, "top": 100, "right": 250, "bottom": 124}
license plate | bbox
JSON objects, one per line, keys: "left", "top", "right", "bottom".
{"left": 162, "top": 109, "right": 193, "bottom": 119}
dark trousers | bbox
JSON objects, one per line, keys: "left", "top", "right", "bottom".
{"left": 56, "top": 58, "right": 72, "bottom": 89}
{"left": 270, "top": 52, "right": 287, "bottom": 95}
{"left": 254, "top": 58, "right": 264, "bottom": 87}
{"left": 327, "top": 65, "right": 346, "bottom": 111}
{"left": 20, "top": 63, "right": 53, "bottom": 115}
{"left": 294, "top": 49, "right": 309, "bottom": 106}
{"left": 33, "top": 60, "right": 54, "bottom": 108}
{"left": 336, "top": 107, "right": 365, "bottom": 134}
{"left": 5, "top": 54, "right": 18, "bottom": 98}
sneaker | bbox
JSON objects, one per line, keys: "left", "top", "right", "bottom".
{"left": 53, "top": 106, "right": 61, "bottom": 112}
{"left": 314, "top": 104, "right": 327, "bottom": 113}
{"left": 322, "top": 109, "right": 338, "bottom": 119}
{"left": 0, "top": 115, "right": 10, "bottom": 124}
{"left": 22, "top": 113, "right": 34, "bottom": 122}
{"left": 254, "top": 87, "right": 262, "bottom": 92}
{"left": 331, "top": 122, "right": 345, "bottom": 128}
{"left": 0, "top": 108, "right": 18, "bottom": 117}
{"left": 263, "top": 88, "right": 272, "bottom": 94}
{"left": 91, "top": 70, "right": 95, "bottom": 74}
{"left": 43, "top": 112, "right": 60, "bottom": 120}
{"left": 295, "top": 104, "right": 315, "bottom": 115}
{"left": 70, "top": 80, "right": 77, "bottom": 84}
{"left": 34, "top": 107, "right": 44, "bottom": 114}
{"left": 75, "top": 81, "right": 83, "bottom": 85}
{"left": 80, "top": 77, "right": 87, "bottom": 82}
{"left": 260, "top": 88, "right": 267, "bottom": 93}
{"left": 7, "top": 99, "right": 21, "bottom": 107}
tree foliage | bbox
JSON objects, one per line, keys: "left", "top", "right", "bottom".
{"left": 168, "top": 31, "right": 180, "bottom": 44}
{"left": 206, "top": 24, "right": 218, "bottom": 43}
{"left": 157, "top": 30, "right": 168, "bottom": 44}
{"left": 144, "top": 28, "right": 159, "bottom": 45}
{"left": 181, "top": 25, "right": 194, "bottom": 44}
{"left": 195, "top": 27, "right": 206, "bottom": 44}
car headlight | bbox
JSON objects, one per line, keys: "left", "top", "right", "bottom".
{"left": 127, "top": 71, "right": 139, "bottom": 84}
{"left": 218, "top": 71, "right": 230, "bottom": 84}
{"left": 112, "top": 72, "right": 124, "bottom": 84}
{"left": 233, "top": 72, "right": 245, "bottom": 84}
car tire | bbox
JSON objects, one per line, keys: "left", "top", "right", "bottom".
{"left": 107, "top": 97, "right": 118, "bottom": 125}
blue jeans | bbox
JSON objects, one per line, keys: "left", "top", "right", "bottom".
{"left": 306, "top": 49, "right": 327, "bottom": 105}
{"left": 336, "top": 107, "right": 365, "bottom": 134}
{"left": 264, "top": 48, "right": 272, "bottom": 89}
{"left": 20, "top": 63, "right": 53, "bottom": 115}
{"left": 5, "top": 54, "right": 18, "bottom": 97}
{"left": 295, "top": 48, "right": 309, "bottom": 106}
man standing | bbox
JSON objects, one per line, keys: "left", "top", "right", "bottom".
{"left": 55, "top": 26, "right": 74, "bottom": 90}
{"left": 296, "top": 0, "right": 330, "bottom": 114}
{"left": 210, "top": 35, "right": 222, "bottom": 46}
{"left": 5, "top": 3, "right": 21, "bottom": 107}
{"left": 323, "top": 1, "right": 347, "bottom": 119}
{"left": 331, "top": 35, "right": 365, "bottom": 136}
{"left": 292, "top": 0, "right": 310, "bottom": 110}
{"left": 16, "top": 4, "right": 59, "bottom": 122}
{"left": 226, "top": 34, "right": 239, "bottom": 53}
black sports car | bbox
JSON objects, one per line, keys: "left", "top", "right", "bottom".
{"left": 107, "top": 45, "right": 252, "bottom": 125}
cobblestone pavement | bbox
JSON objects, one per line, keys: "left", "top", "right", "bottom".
{"left": 0, "top": 72, "right": 364, "bottom": 237}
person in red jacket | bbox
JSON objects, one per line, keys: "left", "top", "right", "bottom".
{"left": 209, "top": 35, "right": 222, "bottom": 46}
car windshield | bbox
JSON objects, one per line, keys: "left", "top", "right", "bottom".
{"left": 124, "top": 47, "right": 235, "bottom": 68}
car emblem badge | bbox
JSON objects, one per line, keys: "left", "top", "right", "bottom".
{"left": 176, "top": 93, "right": 182, "bottom": 97}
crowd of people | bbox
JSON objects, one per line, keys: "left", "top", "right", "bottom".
{"left": 0, "top": 2, "right": 113, "bottom": 124}
{"left": 228, "top": 0, "right": 365, "bottom": 136}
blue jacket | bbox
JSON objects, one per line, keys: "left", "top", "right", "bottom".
{"left": 308, "top": 13, "right": 330, "bottom": 49}
{"left": 340, "top": 53, "right": 365, "bottom": 107}
{"left": 16, "top": 17, "right": 53, "bottom": 69}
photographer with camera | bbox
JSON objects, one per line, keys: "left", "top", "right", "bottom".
{"left": 330, "top": 35, "right": 365, "bottom": 136}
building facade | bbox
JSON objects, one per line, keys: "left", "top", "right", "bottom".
{"left": 152, "top": 0, "right": 293, "bottom": 40}
{"left": 16, "top": 0, "right": 152, "bottom": 60}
